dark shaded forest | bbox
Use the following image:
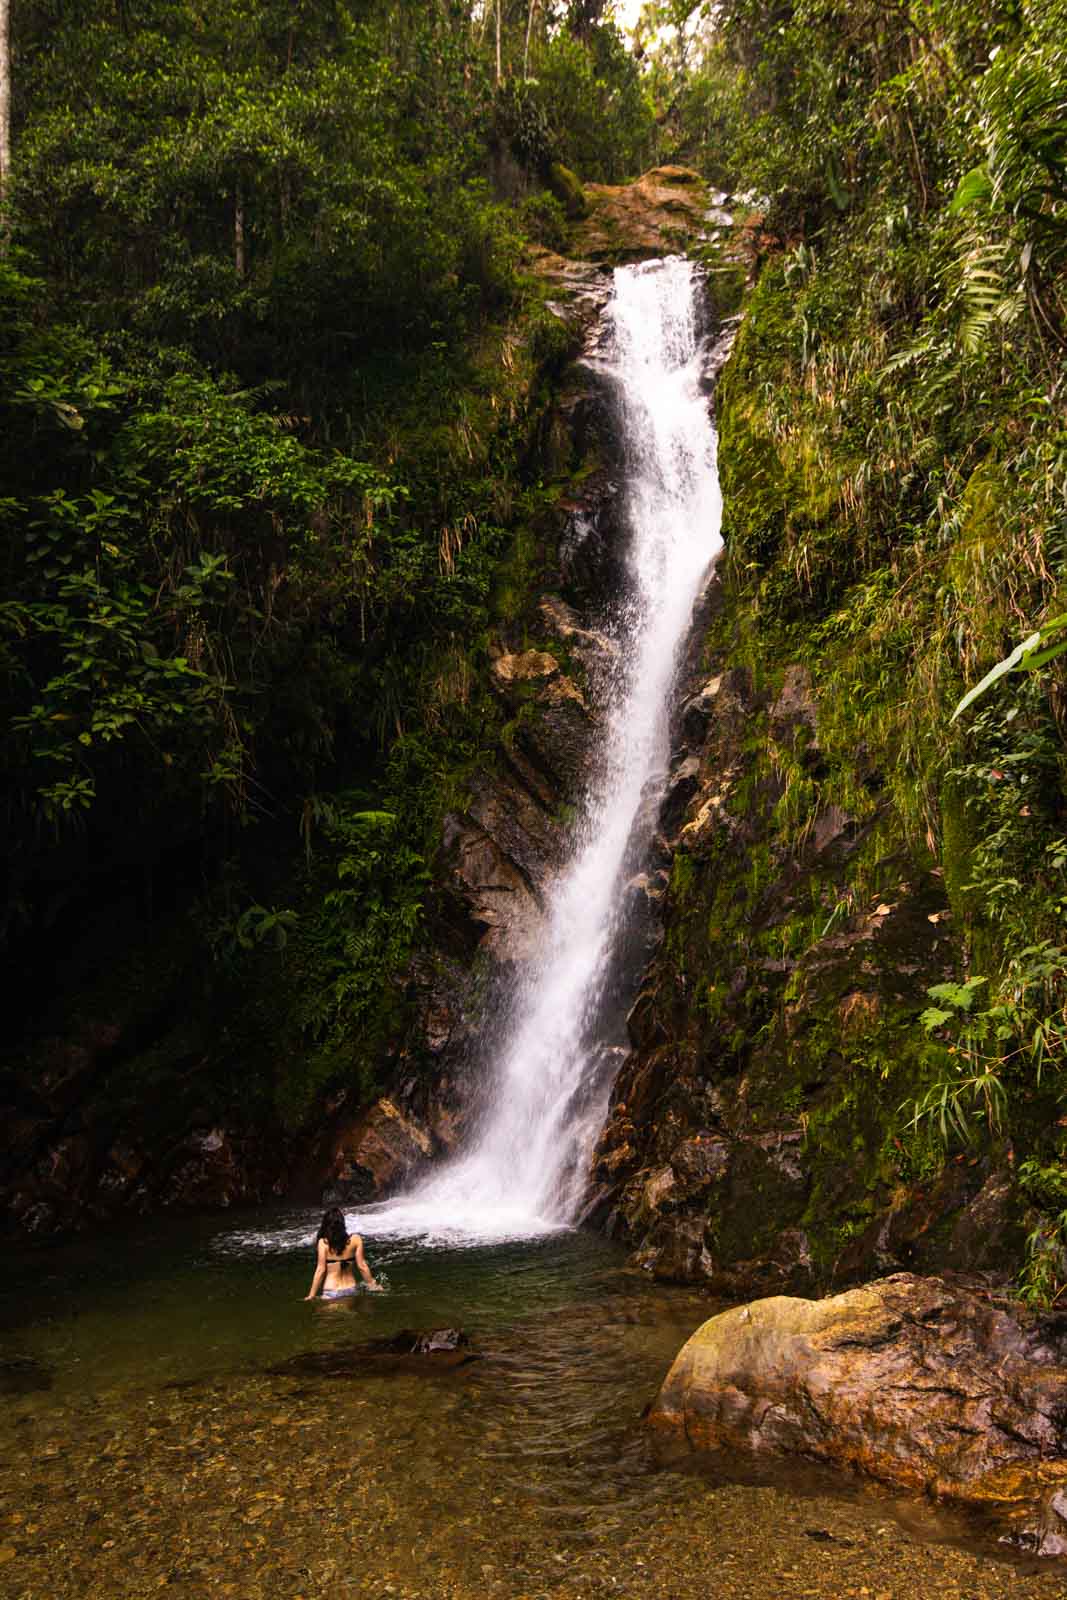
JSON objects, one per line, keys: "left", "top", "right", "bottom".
{"left": 0, "top": 1, "right": 658, "bottom": 1123}
{"left": 5, "top": 0, "right": 1067, "bottom": 1298}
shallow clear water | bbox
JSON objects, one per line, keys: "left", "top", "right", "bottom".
{"left": 0, "top": 1209, "right": 1063, "bottom": 1599}
{"left": 0, "top": 1208, "right": 643, "bottom": 1398}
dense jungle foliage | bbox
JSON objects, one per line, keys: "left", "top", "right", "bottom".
{"left": 0, "top": 1, "right": 658, "bottom": 1123}
{"left": 6, "top": 0, "right": 1067, "bottom": 1290}
{"left": 664, "top": 0, "right": 1067, "bottom": 1294}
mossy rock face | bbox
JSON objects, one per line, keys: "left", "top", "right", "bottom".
{"left": 547, "top": 161, "right": 589, "bottom": 221}
{"left": 590, "top": 229, "right": 1060, "bottom": 1296}
{"left": 567, "top": 166, "right": 710, "bottom": 263}
{"left": 590, "top": 550, "right": 1024, "bottom": 1293}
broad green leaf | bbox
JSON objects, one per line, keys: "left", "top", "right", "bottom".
{"left": 1021, "top": 638, "right": 1067, "bottom": 671}
{"left": 949, "top": 166, "right": 993, "bottom": 214}
{"left": 951, "top": 632, "right": 1041, "bottom": 720}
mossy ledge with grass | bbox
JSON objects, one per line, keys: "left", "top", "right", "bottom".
{"left": 588, "top": 0, "right": 1067, "bottom": 1303}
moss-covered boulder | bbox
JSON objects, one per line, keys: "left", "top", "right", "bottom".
{"left": 568, "top": 166, "right": 710, "bottom": 263}
{"left": 547, "top": 161, "right": 589, "bottom": 220}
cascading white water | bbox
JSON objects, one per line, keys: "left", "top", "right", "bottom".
{"left": 356, "top": 257, "right": 723, "bottom": 1243}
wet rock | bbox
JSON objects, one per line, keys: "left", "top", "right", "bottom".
{"left": 707, "top": 1228, "right": 816, "bottom": 1299}
{"left": 676, "top": 766, "right": 742, "bottom": 854}
{"left": 641, "top": 1165, "right": 678, "bottom": 1218}
{"left": 1006, "top": 1477, "right": 1067, "bottom": 1557}
{"left": 558, "top": 493, "right": 628, "bottom": 608}
{"left": 369, "top": 1327, "right": 471, "bottom": 1356}
{"left": 660, "top": 755, "right": 703, "bottom": 836}
{"left": 0, "top": 1355, "right": 52, "bottom": 1395}
{"left": 161, "top": 1126, "right": 250, "bottom": 1209}
{"left": 680, "top": 676, "right": 722, "bottom": 745}
{"left": 531, "top": 252, "right": 613, "bottom": 337}
{"left": 514, "top": 695, "right": 595, "bottom": 802}
{"left": 466, "top": 770, "right": 560, "bottom": 901}
{"left": 623, "top": 870, "right": 669, "bottom": 910}
{"left": 271, "top": 1327, "right": 480, "bottom": 1379}
{"left": 489, "top": 641, "right": 597, "bottom": 799}
{"left": 441, "top": 810, "right": 545, "bottom": 962}
{"left": 335, "top": 1097, "right": 434, "bottom": 1200}
{"left": 626, "top": 987, "right": 668, "bottom": 1052}
{"left": 538, "top": 595, "right": 619, "bottom": 681}
{"left": 638, "top": 1214, "right": 716, "bottom": 1282}
{"left": 671, "top": 1132, "right": 731, "bottom": 1195}
{"left": 649, "top": 1273, "right": 1067, "bottom": 1524}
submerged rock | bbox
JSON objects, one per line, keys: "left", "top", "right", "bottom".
{"left": 649, "top": 1272, "right": 1067, "bottom": 1544}
{"left": 271, "top": 1327, "right": 479, "bottom": 1379}
{"left": 367, "top": 1326, "right": 471, "bottom": 1356}
{"left": 0, "top": 1355, "right": 52, "bottom": 1395}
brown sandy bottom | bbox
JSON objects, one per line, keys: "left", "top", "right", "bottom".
{"left": 2, "top": 1303, "right": 1066, "bottom": 1600}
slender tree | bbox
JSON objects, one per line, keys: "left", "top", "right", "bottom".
{"left": 234, "top": 182, "right": 246, "bottom": 278}
{"left": 523, "top": 0, "right": 538, "bottom": 78}
{"left": 0, "top": 0, "right": 10, "bottom": 205}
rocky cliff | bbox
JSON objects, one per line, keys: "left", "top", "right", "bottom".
{"left": 5, "top": 161, "right": 1037, "bottom": 1295}
{"left": 0, "top": 167, "right": 736, "bottom": 1234}
{"left": 316, "top": 167, "right": 736, "bottom": 1209}
{"left": 588, "top": 260, "right": 1037, "bottom": 1295}
{"left": 588, "top": 621, "right": 1017, "bottom": 1291}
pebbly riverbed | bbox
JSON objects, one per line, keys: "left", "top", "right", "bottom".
{"left": 1, "top": 1209, "right": 1065, "bottom": 1600}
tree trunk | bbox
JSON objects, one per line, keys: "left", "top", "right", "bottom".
{"left": 495, "top": 0, "right": 502, "bottom": 85}
{"left": 0, "top": 0, "right": 11, "bottom": 208}
{"left": 523, "top": 0, "right": 537, "bottom": 80}
{"left": 235, "top": 184, "right": 246, "bottom": 278}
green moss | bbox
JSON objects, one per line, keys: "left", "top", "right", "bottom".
{"left": 940, "top": 776, "right": 981, "bottom": 925}
{"left": 546, "top": 162, "right": 589, "bottom": 220}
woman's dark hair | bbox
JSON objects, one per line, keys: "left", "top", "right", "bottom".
{"left": 316, "top": 1207, "right": 348, "bottom": 1255}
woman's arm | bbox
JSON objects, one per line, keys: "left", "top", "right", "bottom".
{"left": 353, "top": 1235, "right": 381, "bottom": 1290}
{"left": 304, "top": 1240, "right": 327, "bottom": 1300}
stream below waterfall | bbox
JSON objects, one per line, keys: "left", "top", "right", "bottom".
{"left": 0, "top": 1208, "right": 1064, "bottom": 1599}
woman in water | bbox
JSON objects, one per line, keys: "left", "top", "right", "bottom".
{"left": 304, "top": 1207, "right": 382, "bottom": 1299}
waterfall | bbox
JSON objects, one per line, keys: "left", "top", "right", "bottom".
{"left": 360, "top": 257, "right": 723, "bottom": 1243}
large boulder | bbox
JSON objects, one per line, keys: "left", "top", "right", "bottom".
{"left": 570, "top": 166, "right": 709, "bottom": 262}
{"left": 649, "top": 1273, "right": 1067, "bottom": 1548}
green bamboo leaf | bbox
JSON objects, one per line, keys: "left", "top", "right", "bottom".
{"left": 1021, "top": 638, "right": 1067, "bottom": 671}
{"left": 951, "top": 632, "right": 1041, "bottom": 720}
